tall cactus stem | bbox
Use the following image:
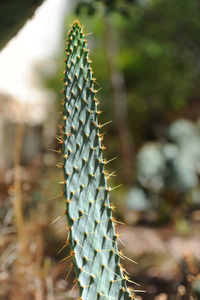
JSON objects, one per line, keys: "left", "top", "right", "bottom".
{"left": 61, "top": 20, "right": 136, "bottom": 300}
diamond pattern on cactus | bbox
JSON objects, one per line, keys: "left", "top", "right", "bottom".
{"left": 61, "top": 20, "right": 135, "bottom": 300}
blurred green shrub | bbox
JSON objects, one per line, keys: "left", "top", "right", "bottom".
{"left": 126, "top": 119, "right": 200, "bottom": 219}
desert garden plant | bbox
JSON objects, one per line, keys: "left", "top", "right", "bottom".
{"left": 59, "top": 20, "right": 137, "bottom": 300}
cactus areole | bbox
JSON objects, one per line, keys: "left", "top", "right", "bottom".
{"left": 61, "top": 21, "right": 133, "bottom": 300}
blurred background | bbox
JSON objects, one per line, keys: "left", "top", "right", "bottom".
{"left": 1, "top": 0, "right": 200, "bottom": 299}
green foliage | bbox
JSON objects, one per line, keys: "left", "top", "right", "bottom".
{"left": 61, "top": 21, "right": 133, "bottom": 300}
{"left": 75, "top": 0, "right": 135, "bottom": 16}
{"left": 0, "top": 0, "right": 43, "bottom": 50}
{"left": 75, "top": 0, "right": 200, "bottom": 147}
{"left": 126, "top": 119, "right": 200, "bottom": 222}
{"left": 115, "top": 0, "right": 200, "bottom": 143}
{"left": 136, "top": 119, "right": 200, "bottom": 194}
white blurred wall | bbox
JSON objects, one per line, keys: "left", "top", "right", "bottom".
{"left": 0, "top": 0, "right": 72, "bottom": 169}
{"left": 0, "top": 0, "right": 70, "bottom": 124}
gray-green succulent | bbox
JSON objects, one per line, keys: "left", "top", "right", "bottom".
{"left": 61, "top": 20, "right": 134, "bottom": 300}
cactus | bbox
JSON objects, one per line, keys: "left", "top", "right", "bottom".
{"left": 60, "top": 20, "right": 134, "bottom": 300}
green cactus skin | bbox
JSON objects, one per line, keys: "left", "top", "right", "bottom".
{"left": 61, "top": 20, "right": 134, "bottom": 300}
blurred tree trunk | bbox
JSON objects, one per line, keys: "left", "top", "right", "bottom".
{"left": 14, "top": 123, "right": 27, "bottom": 255}
{"left": 0, "top": 117, "right": 4, "bottom": 171}
{"left": 102, "top": 17, "right": 134, "bottom": 186}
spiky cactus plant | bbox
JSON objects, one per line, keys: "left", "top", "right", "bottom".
{"left": 61, "top": 20, "right": 135, "bottom": 300}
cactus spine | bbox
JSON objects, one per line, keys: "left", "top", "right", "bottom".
{"left": 61, "top": 20, "right": 133, "bottom": 300}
